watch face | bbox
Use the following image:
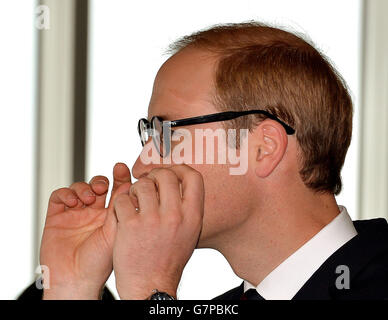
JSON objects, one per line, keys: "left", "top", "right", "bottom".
{"left": 150, "top": 292, "right": 175, "bottom": 300}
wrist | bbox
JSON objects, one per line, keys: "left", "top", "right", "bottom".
{"left": 117, "top": 280, "right": 177, "bottom": 300}
{"left": 43, "top": 283, "right": 103, "bottom": 300}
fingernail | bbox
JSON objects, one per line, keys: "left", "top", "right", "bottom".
{"left": 95, "top": 180, "right": 108, "bottom": 185}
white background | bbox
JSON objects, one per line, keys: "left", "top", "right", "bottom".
{"left": 0, "top": 0, "right": 36, "bottom": 299}
{"left": 87, "top": 0, "right": 362, "bottom": 299}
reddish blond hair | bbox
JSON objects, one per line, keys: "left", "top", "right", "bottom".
{"left": 168, "top": 22, "right": 353, "bottom": 195}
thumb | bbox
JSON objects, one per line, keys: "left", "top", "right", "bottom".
{"left": 108, "top": 163, "right": 132, "bottom": 208}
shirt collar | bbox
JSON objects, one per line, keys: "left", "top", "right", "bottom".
{"left": 243, "top": 206, "right": 358, "bottom": 300}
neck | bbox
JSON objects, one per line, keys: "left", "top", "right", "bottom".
{"left": 211, "top": 190, "right": 340, "bottom": 287}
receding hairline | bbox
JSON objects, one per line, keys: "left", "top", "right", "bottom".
{"left": 164, "top": 21, "right": 318, "bottom": 57}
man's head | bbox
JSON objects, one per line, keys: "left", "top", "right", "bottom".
{"left": 132, "top": 22, "right": 353, "bottom": 248}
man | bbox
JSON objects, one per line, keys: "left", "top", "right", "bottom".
{"left": 20, "top": 22, "right": 388, "bottom": 300}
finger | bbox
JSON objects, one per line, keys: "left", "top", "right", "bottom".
{"left": 47, "top": 188, "right": 79, "bottom": 216}
{"left": 108, "top": 181, "right": 132, "bottom": 211}
{"left": 147, "top": 168, "right": 181, "bottom": 212}
{"left": 114, "top": 192, "right": 138, "bottom": 223}
{"left": 168, "top": 165, "right": 204, "bottom": 210}
{"left": 89, "top": 175, "right": 109, "bottom": 208}
{"left": 69, "top": 198, "right": 85, "bottom": 210}
{"left": 69, "top": 181, "right": 96, "bottom": 206}
{"left": 108, "top": 163, "right": 132, "bottom": 207}
{"left": 130, "top": 177, "right": 159, "bottom": 214}
{"left": 104, "top": 183, "right": 131, "bottom": 230}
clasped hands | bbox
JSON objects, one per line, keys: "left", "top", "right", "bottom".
{"left": 40, "top": 163, "right": 204, "bottom": 300}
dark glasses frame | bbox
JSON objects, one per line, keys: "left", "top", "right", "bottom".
{"left": 137, "top": 109, "right": 295, "bottom": 157}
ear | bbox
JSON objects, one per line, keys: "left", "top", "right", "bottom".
{"left": 253, "top": 120, "right": 288, "bottom": 178}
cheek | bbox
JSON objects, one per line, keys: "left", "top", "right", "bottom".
{"left": 190, "top": 164, "right": 251, "bottom": 231}
{"left": 190, "top": 163, "right": 227, "bottom": 206}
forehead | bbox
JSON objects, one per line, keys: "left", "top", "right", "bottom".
{"left": 148, "top": 47, "right": 218, "bottom": 120}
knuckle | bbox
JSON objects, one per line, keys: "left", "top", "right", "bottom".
{"left": 54, "top": 187, "right": 67, "bottom": 194}
{"left": 114, "top": 196, "right": 129, "bottom": 209}
{"left": 69, "top": 181, "right": 88, "bottom": 190}
{"left": 150, "top": 168, "right": 177, "bottom": 182}
{"left": 149, "top": 167, "right": 162, "bottom": 175}
{"left": 190, "top": 170, "right": 204, "bottom": 185}
{"left": 190, "top": 169, "right": 202, "bottom": 179}
{"left": 52, "top": 188, "right": 70, "bottom": 198}
{"left": 181, "top": 163, "right": 191, "bottom": 170}
{"left": 115, "top": 193, "right": 128, "bottom": 205}
{"left": 135, "top": 177, "right": 156, "bottom": 191}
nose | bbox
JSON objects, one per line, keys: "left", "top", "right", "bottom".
{"left": 132, "top": 156, "right": 153, "bottom": 179}
{"left": 132, "top": 143, "right": 165, "bottom": 179}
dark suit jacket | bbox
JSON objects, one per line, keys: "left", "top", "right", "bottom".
{"left": 19, "top": 219, "right": 388, "bottom": 300}
{"left": 213, "top": 218, "right": 388, "bottom": 300}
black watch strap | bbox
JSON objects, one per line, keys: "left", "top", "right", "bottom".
{"left": 148, "top": 289, "right": 175, "bottom": 300}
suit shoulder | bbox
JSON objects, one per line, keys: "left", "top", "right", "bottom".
{"left": 353, "top": 218, "right": 388, "bottom": 234}
{"left": 332, "top": 250, "right": 388, "bottom": 299}
{"left": 212, "top": 282, "right": 244, "bottom": 300}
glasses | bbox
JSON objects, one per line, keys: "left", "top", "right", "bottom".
{"left": 137, "top": 109, "right": 295, "bottom": 157}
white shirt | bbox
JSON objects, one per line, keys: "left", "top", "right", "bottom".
{"left": 243, "top": 206, "right": 358, "bottom": 300}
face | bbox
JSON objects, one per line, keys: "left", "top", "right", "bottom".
{"left": 132, "top": 47, "right": 256, "bottom": 248}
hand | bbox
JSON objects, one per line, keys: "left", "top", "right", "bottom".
{"left": 113, "top": 165, "right": 204, "bottom": 300}
{"left": 40, "top": 163, "right": 132, "bottom": 299}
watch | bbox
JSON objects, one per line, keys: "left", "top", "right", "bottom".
{"left": 148, "top": 289, "right": 176, "bottom": 300}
